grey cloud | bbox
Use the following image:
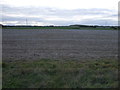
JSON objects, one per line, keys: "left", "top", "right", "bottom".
{"left": 2, "top": 15, "right": 44, "bottom": 22}
{"left": 80, "top": 19, "right": 118, "bottom": 26}
{"left": 1, "top": 4, "right": 117, "bottom": 26}
{"left": 39, "top": 19, "right": 117, "bottom": 26}
{"left": 2, "top": 5, "right": 115, "bottom": 16}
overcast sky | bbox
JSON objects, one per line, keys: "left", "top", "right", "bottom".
{"left": 1, "top": 0, "right": 119, "bottom": 26}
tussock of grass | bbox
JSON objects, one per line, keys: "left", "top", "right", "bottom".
{"left": 2, "top": 59, "right": 118, "bottom": 88}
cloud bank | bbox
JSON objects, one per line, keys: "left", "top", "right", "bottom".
{"left": 1, "top": 5, "right": 118, "bottom": 26}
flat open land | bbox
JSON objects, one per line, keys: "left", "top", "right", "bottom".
{"left": 3, "top": 29, "right": 118, "bottom": 61}
{"left": 2, "top": 29, "right": 118, "bottom": 88}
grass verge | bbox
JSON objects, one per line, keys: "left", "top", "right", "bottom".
{"left": 2, "top": 59, "right": 118, "bottom": 88}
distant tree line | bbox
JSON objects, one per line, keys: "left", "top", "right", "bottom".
{"left": 1, "top": 24, "right": 119, "bottom": 30}
{"left": 69, "top": 24, "right": 118, "bottom": 30}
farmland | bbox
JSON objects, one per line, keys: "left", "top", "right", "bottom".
{"left": 2, "top": 28, "right": 118, "bottom": 61}
{"left": 2, "top": 27, "right": 118, "bottom": 88}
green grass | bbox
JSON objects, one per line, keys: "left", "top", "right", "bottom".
{"left": 2, "top": 59, "right": 118, "bottom": 88}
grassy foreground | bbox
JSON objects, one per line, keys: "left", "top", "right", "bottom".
{"left": 2, "top": 59, "right": 118, "bottom": 88}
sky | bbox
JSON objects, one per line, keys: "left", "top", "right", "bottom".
{"left": 1, "top": 0, "right": 119, "bottom": 26}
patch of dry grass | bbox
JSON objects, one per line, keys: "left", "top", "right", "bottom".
{"left": 2, "top": 59, "right": 118, "bottom": 88}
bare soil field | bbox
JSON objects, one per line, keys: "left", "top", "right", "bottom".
{"left": 2, "top": 29, "right": 118, "bottom": 61}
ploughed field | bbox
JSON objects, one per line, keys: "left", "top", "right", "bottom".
{"left": 2, "top": 29, "right": 118, "bottom": 61}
